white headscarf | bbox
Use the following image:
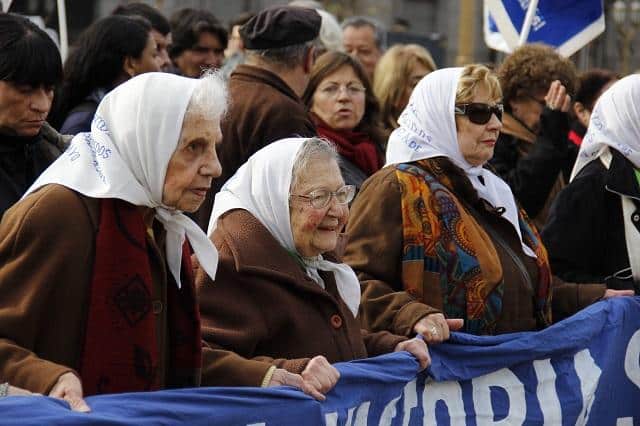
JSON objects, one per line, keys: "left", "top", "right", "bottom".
{"left": 386, "top": 67, "right": 535, "bottom": 257}
{"left": 208, "top": 138, "right": 361, "bottom": 317}
{"left": 25, "top": 72, "right": 219, "bottom": 288}
{"left": 571, "top": 74, "right": 640, "bottom": 181}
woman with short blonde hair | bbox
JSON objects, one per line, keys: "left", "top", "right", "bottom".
{"left": 373, "top": 44, "right": 436, "bottom": 134}
{"left": 345, "top": 65, "right": 612, "bottom": 343}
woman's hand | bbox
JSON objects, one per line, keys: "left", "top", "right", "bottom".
{"left": 413, "top": 313, "right": 464, "bottom": 344}
{"left": 545, "top": 80, "right": 571, "bottom": 112}
{"left": 603, "top": 289, "right": 635, "bottom": 299}
{"left": 394, "top": 338, "right": 431, "bottom": 371}
{"left": 299, "top": 356, "right": 340, "bottom": 401}
{"left": 49, "top": 372, "right": 90, "bottom": 413}
{"left": 268, "top": 356, "right": 340, "bottom": 401}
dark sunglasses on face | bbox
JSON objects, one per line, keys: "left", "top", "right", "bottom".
{"left": 454, "top": 103, "right": 504, "bottom": 125}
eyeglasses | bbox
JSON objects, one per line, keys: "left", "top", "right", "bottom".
{"left": 319, "top": 83, "right": 366, "bottom": 98}
{"left": 290, "top": 185, "right": 356, "bottom": 209}
{"left": 454, "top": 103, "right": 504, "bottom": 125}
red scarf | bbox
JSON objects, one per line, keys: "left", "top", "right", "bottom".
{"left": 79, "top": 199, "right": 202, "bottom": 395}
{"left": 312, "top": 114, "right": 383, "bottom": 176}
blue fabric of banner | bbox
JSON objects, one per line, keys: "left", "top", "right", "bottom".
{"left": 0, "top": 297, "right": 639, "bottom": 425}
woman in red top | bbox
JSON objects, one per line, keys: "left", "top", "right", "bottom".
{"left": 302, "top": 51, "right": 386, "bottom": 191}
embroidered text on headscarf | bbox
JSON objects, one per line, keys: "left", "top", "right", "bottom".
{"left": 24, "top": 72, "right": 219, "bottom": 288}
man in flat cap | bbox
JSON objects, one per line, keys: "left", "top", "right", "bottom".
{"left": 193, "top": 6, "right": 320, "bottom": 230}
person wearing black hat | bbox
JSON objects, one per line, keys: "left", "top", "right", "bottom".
{"left": 192, "top": 5, "right": 321, "bottom": 230}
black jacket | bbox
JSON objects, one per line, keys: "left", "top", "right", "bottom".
{"left": 491, "top": 109, "right": 571, "bottom": 219}
{"left": 0, "top": 123, "right": 67, "bottom": 218}
{"left": 542, "top": 148, "right": 639, "bottom": 293}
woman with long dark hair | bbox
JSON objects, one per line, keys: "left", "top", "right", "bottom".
{"left": 50, "top": 15, "right": 159, "bottom": 134}
{"left": 0, "top": 13, "right": 66, "bottom": 217}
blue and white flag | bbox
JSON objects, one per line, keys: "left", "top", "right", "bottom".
{"left": 1, "top": 297, "right": 639, "bottom": 425}
{"left": 484, "top": 0, "right": 605, "bottom": 56}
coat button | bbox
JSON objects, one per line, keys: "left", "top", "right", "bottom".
{"left": 152, "top": 300, "right": 163, "bottom": 314}
{"left": 633, "top": 213, "right": 640, "bottom": 222}
{"left": 330, "top": 314, "right": 343, "bottom": 329}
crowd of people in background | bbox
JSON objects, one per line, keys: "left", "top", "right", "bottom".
{"left": 0, "top": 0, "right": 637, "bottom": 414}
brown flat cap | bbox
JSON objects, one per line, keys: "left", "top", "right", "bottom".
{"left": 240, "top": 6, "right": 321, "bottom": 50}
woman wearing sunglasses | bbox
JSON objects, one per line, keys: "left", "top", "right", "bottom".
{"left": 195, "top": 137, "right": 429, "bottom": 400}
{"left": 343, "top": 65, "right": 607, "bottom": 342}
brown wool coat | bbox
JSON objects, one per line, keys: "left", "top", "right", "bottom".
{"left": 195, "top": 209, "right": 406, "bottom": 387}
{"left": 344, "top": 163, "right": 605, "bottom": 337}
{"left": 192, "top": 65, "right": 317, "bottom": 230}
{"left": 0, "top": 184, "right": 221, "bottom": 393}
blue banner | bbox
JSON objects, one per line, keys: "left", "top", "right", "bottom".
{"left": 484, "top": 0, "right": 605, "bottom": 56}
{"left": 1, "top": 297, "right": 639, "bottom": 425}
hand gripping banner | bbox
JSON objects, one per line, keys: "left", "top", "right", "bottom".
{"left": 1, "top": 297, "right": 639, "bottom": 425}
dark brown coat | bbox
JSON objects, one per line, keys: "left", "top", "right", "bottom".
{"left": 196, "top": 209, "right": 405, "bottom": 387}
{"left": 192, "top": 65, "right": 316, "bottom": 230}
{"left": 0, "top": 184, "right": 221, "bottom": 393}
{"left": 344, "top": 161, "right": 605, "bottom": 336}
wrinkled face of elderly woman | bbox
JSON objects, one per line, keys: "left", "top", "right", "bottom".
{"left": 162, "top": 108, "right": 222, "bottom": 212}
{"left": 289, "top": 156, "right": 350, "bottom": 257}
{"left": 455, "top": 83, "right": 503, "bottom": 167}
{"left": 311, "top": 65, "right": 366, "bottom": 131}
{"left": 0, "top": 81, "right": 54, "bottom": 137}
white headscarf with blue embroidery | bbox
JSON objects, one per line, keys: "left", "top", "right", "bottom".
{"left": 25, "top": 72, "right": 219, "bottom": 288}
{"left": 571, "top": 74, "right": 640, "bottom": 180}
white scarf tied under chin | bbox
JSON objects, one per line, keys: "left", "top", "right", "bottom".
{"left": 24, "top": 73, "right": 218, "bottom": 288}
{"left": 208, "top": 138, "right": 362, "bottom": 317}
{"left": 571, "top": 74, "right": 640, "bottom": 180}
{"left": 386, "top": 67, "right": 535, "bottom": 257}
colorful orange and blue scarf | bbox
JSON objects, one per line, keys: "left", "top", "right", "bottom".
{"left": 396, "top": 160, "right": 551, "bottom": 334}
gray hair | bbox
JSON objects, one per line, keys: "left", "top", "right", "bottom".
{"left": 341, "top": 16, "right": 387, "bottom": 51}
{"left": 290, "top": 137, "right": 339, "bottom": 192}
{"left": 317, "top": 9, "right": 343, "bottom": 52}
{"left": 186, "top": 69, "right": 228, "bottom": 122}
{"left": 246, "top": 39, "right": 316, "bottom": 69}
{"left": 288, "top": 0, "right": 324, "bottom": 8}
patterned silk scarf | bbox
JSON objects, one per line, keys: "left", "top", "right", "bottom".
{"left": 396, "top": 161, "right": 552, "bottom": 334}
{"left": 80, "top": 199, "right": 202, "bottom": 395}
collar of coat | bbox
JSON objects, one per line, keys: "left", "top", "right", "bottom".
{"left": 214, "top": 208, "right": 343, "bottom": 294}
{"left": 604, "top": 148, "right": 640, "bottom": 199}
{"left": 501, "top": 112, "right": 536, "bottom": 144}
{"left": 230, "top": 64, "right": 301, "bottom": 103}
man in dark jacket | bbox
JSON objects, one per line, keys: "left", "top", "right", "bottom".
{"left": 0, "top": 14, "right": 67, "bottom": 218}
{"left": 192, "top": 6, "right": 320, "bottom": 230}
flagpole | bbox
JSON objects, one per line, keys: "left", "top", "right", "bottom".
{"left": 57, "top": 0, "right": 68, "bottom": 61}
{"left": 518, "top": 0, "right": 539, "bottom": 46}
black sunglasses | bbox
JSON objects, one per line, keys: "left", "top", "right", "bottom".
{"left": 454, "top": 103, "right": 504, "bottom": 125}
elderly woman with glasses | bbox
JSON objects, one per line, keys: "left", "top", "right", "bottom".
{"left": 302, "top": 51, "right": 386, "bottom": 191}
{"left": 344, "top": 65, "right": 613, "bottom": 343}
{"left": 196, "top": 137, "right": 429, "bottom": 401}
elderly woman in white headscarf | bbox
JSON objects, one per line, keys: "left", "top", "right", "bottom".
{"left": 344, "top": 65, "right": 615, "bottom": 342}
{"left": 543, "top": 75, "right": 640, "bottom": 296}
{"left": 0, "top": 72, "right": 227, "bottom": 411}
{"left": 196, "top": 137, "right": 429, "bottom": 401}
